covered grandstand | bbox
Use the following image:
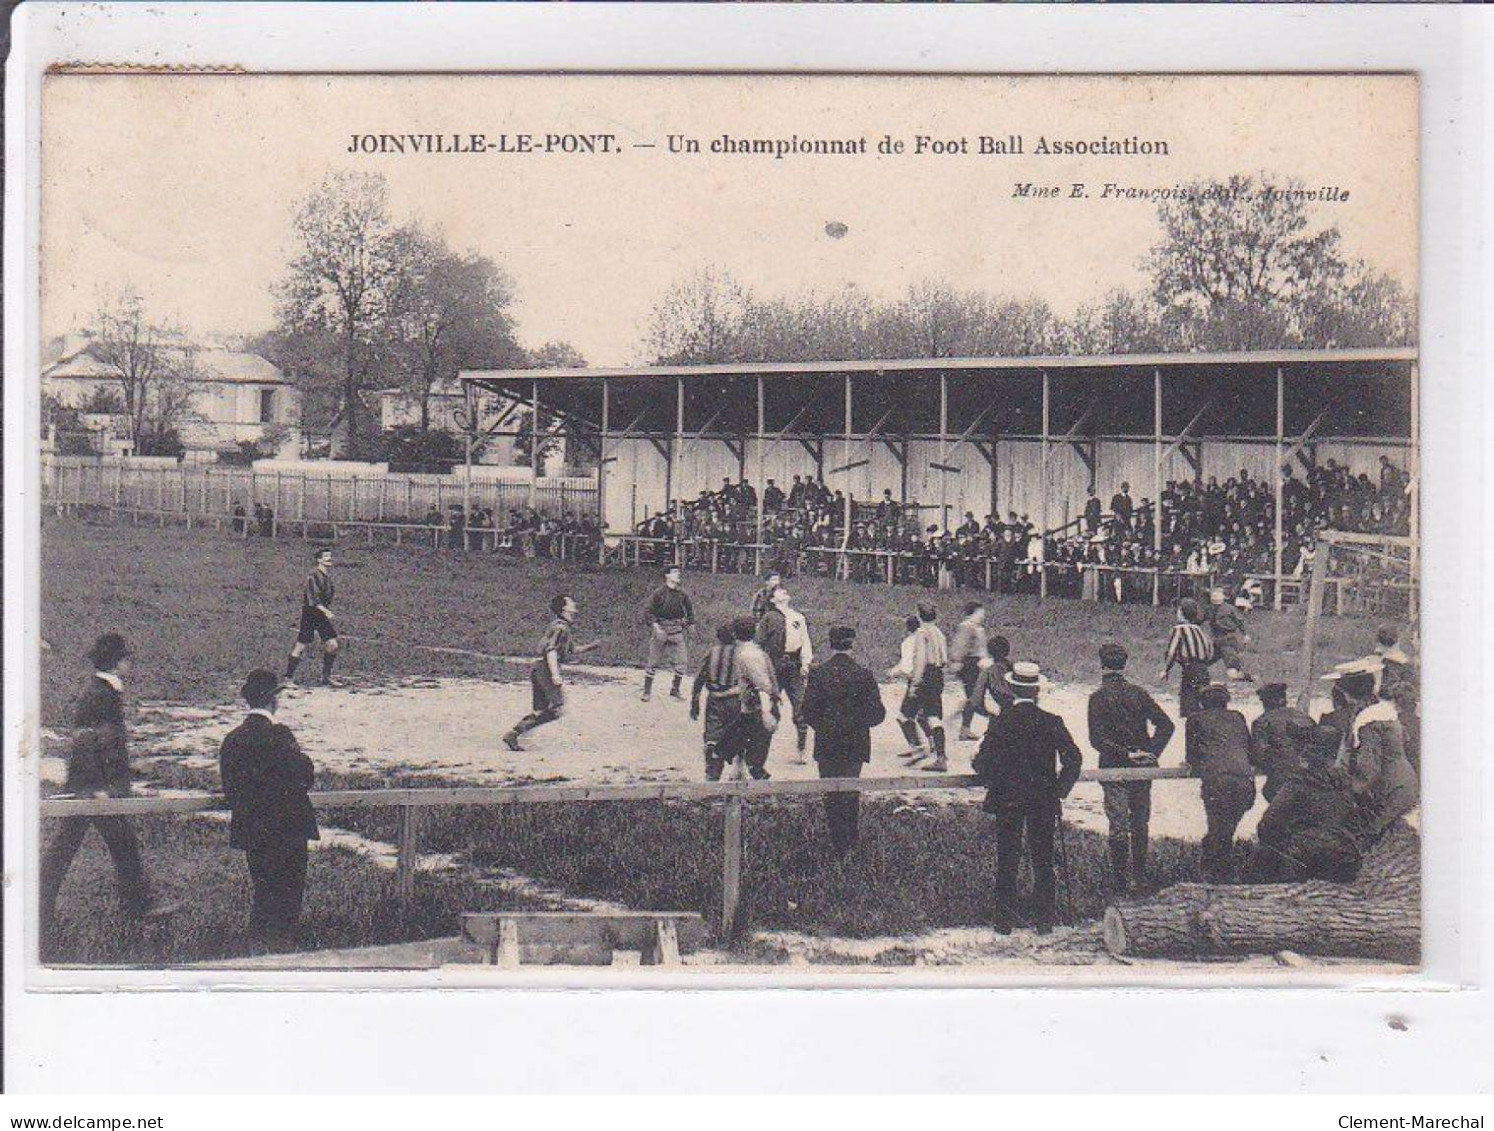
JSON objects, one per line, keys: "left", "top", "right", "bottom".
{"left": 459, "top": 347, "right": 1418, "bottom": 606}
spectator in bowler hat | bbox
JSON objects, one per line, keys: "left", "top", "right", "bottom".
{"left": 799, "top": 626, "right": 887, "bottom": 858}
{"left": 219, "top": 668, "right": 320, "bottom": 952}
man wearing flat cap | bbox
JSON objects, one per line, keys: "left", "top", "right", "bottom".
{"left": 973, "top": 661, "right": 1083, "bottom": 933}
{"left": 219, "top": 668, "right": 320, "bottom": 951}
{"left": 40, "top": 634, "right": 179, "bottom": 947}
{"left": 1249, "top": 682, "right": 1314, "bottom": 802}
{"left": 1087, "top": 643, "right": 1175, "bottom": 893}
{"left": 799, "top": 626, "right": 887, "bottom": 858}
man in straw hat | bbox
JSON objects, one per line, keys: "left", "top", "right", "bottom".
{"left": 40, "top": 634, "right": 181, "bottom": 947}
{"left": 1330, "top": 662, "right": 1419, "bottom": 840}
{"left": 973, "top": 660, "right": 1083, "bottom": 933}
{"left": 1185, "top": 682, "right": 1257, "bottom": 882}
{"left": 219, "top": 668, "right": 320, "bottom": 951}
{"left": 1087, "top": 643, "right": 1175, "bottom": 894}
{"left": 799, "top": 626, "right": 887, "bottom": 858}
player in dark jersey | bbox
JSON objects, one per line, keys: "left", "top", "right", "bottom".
{"left": 285, "top": 547, "right": 341, "bottom": 687}
{"left": 689, "top": 624, "right": 740, "bottom": 780}
{"left": 502, "top": 594, "right": 598, "bottom": 751}
{"left": 642, "top": 565, "right": 695, "bottom": 702}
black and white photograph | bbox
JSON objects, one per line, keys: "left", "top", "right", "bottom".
{"left": 25, "top": 70, "right": 1425, "bottom": 979}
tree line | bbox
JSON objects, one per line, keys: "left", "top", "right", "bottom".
{"left": 642, "top": 174, "right": 1415, "bottom": 365}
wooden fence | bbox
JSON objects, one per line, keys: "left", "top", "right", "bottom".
{"left": 41, "top": 459, "right": 599, "bottom": 530}
{"left": 41, "top": 765, "right": 1205, "bottom": 938}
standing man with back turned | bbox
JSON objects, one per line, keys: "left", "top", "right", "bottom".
{"left": 219, "top": 668, "right": 320, "bottom": 952}
{"left": 285, "top": 546, "right": 341, "bottom": 687}
{"left": 973, "top": 661, "right": 1083, "bottom": 933}
{"left": 1087, "top": 643, "right": 1175, "bottom": 893}
{"left": 799, "top": 626, "right": 887, "bottom": 858}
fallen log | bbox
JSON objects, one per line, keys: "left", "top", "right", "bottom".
{"left": 1103, "top": 821, "right": 1420, "bottom": 963}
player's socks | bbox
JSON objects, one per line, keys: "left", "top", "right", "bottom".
{"left": 320, "top": 652, "right": 337, "bottom": 685}
{"left": 669, "top": 674, "right": 683, "bottom": 699}
{"left": 284, "top": 654, "right": 301, "bottom": 680}
{"left": 898, "top": 718, "right": 922, "bottom": 749}
{"left": 641, "top": 674, "right": 654, "bottom": 701}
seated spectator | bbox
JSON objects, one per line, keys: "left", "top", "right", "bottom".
{"left": 1245, "top": 724, "right": 1362, "bottom": 884}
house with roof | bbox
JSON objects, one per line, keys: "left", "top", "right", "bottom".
{"left": 375, "top": 377, "right": 520, "bottom": 466}
{"left": 42, "top": 334, "right": 302, "bottom": 458}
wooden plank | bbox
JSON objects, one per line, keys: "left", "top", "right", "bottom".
{"left": 722, "top": 796, "right": 744, "bottom": 939}
{"left": 39, "top": 765, "right": 1205, "bottom": 818}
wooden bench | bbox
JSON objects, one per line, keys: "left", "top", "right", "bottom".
{"left": 461, "top": 911, "right": 706, "bottom": 968}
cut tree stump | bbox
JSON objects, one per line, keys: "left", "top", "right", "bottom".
{"left": 1103, "top": 821, "right": 1420, "bottom": 963}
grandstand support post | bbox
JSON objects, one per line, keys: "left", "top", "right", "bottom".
{"left": 843, "top": 372, "right": 854, "bottom": 536}
{"left": 598, "top": 377, "right": 610, "bottom": 556}
{"left": 462, "top": 381, "right": 474, "bottom": 528}
{"left": 529, "top": 379, "right": 540, "bottom": 513}
{"left": 722, "top": 795, "right": 744, "bottom": 939}
{"left": 273, "top": 472, "right": 281, "bottom": 538}
{"left": 1274, "top": 366, "right": 1285, "bottom": 610}
{"left": 1153, "top": 368, "right": 1163, "bottom": 606}
{"left": 1039, "top": 370, "right": 1050, "bottom": 598}
{"left": 299, "top": 473, "right": 307, "bottom": 538}
{"left": 673, "top": 375, "right": 684, "bottom": 527}
{"left": 938, "top": 371, "right": 949, "bottom": 533}
{"left": 1297, "top": 531, "right": 1333, "bottom": 712}
{"left": 755, "top": 375, "right": 765, "bottom": 550}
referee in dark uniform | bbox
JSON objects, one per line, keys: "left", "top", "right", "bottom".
{"left": 285, "top": 547, "right": 341, "bottom": 687}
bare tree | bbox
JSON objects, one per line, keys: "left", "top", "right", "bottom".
{"left": 91, "top": 290, "right": 170, "bottom": 454}
{"left": 275, "top": 171, "right": 399, "bottom": 457}
{"left": 642, "top": 268, "right": 754, "bottom": 364}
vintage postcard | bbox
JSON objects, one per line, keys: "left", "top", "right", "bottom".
{"left": 29, "top": 71, "right": 1421, "bottom": 981}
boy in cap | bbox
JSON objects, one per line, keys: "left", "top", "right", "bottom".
{"left": 285, "top": 547, "right": 341, "bottom": 687}
{"left": 1208, "top": 587, "right": 1253, "bottom": 682}
{"left": 1249, "top": 682, "right": 1314, "bottom": 802}
{"left": 1161, "top": 597, "right": 1216, "bottom": 717}
{"left": 690, "top": 624, "right": 741, "bottom": 781}
{"left": 1184, "top": 683, "right": 1257, "bottom": 882}
{"left": 219, "top": 669, "right": 319, "bottom": 951}
{"left": 1086, "top": 643, "right": 1176, "bottom": 893}
{"left": 799, "top": 626, "right": 887, "bottom": 857}
{"left": 973, "top": 661, "right": 1083, "bottom": 933}
{"left": 40, "top": 634, "right": 180, "bottom": 947}
{"left": 641, "top": 565, "right": 694, "bottom": 702}
{"left": 751, "top": 570, "right": 783, "bottom": 621}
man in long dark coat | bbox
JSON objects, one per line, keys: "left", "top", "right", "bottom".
{"left": 799, "top": 626, "right": 887, "bottom": 858}
{"left": 40, "top": 634, "right": 179, "bottom": 948}
{"left": 219, "top": 668, "right": 320, "bottom": 951}
{"left": 973, "top": 661, "right": 1083, "bottom": 933}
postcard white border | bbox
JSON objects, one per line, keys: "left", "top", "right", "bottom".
{"left": 5, "top": 1, "right": 1491, "bottom": 1092}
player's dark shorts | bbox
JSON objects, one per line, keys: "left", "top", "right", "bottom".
{"left": 702, "top": 694, "right": 739, "bottom": 747}
{"left": 531, "top": 664, "right": 565, "bottom": 713}
{"left": 901, "top": 669, "right": 945, "bottom": 720}
{"left": 958, "top": 659, "right": 981, "bottom": 700}
{"left": 296, "top": 607, "right": 337, "bottom": 645}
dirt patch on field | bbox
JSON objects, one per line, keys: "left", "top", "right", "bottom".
{"left": 39, "top": 663, "right": 1323, "bottom": 844}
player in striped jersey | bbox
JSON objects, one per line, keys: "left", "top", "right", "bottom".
{"left": 690, "top": 624, "right": 740, "bottom": 780}
{"left": 1159, "top": 598, "right": 1217, "bottom": 718}
{"left": 502, "top": 594, "right": 598, "bottom": 751}
{"left": 285, "top": 547, "right": 340, "bottom": 687}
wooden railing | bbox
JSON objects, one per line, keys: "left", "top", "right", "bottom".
{"left": 41, "top": 765, "right": 1205, "bottom": 937}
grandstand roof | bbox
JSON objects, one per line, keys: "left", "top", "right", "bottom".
{"left": 461, "top": 347, "right": 1417, "bottom": 386}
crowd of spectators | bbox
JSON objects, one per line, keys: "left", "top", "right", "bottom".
{"left": 627, "top": 452, "right": 1413, "bottom": 601}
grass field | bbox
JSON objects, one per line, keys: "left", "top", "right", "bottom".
{"left": 36, "top": 516, "right": 1396, "bottom": 966}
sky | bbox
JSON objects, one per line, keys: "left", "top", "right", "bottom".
{"left": 41, "top": 73, "right": 1418, "bottom": 366}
